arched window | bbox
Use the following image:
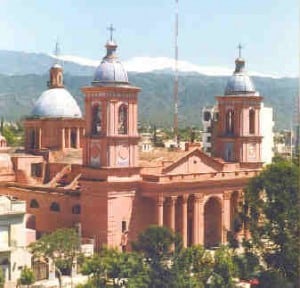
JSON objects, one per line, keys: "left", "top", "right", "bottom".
{"left": 249, "top": 109, "right": 255, "bottom": 134}
{"left": 226, "top": 109, "right": 234, "bottom": 134}
{"left": 91, "top": 103, "right": 102, "bottom": 135}
{"left": 50, "top": 202, "right": 60, "bottom": 212}
{"left": 72, "top": 204, "right": 81, "bottom": 215}
{"left": 118, "top": 104, "right": 128, "bottom": 134}
{"left": 203, "top": 111, "right": 211, "bottom": 121}
{"left": 30, "top": 199, "right": 39, "bottom": 209}
{"left": 58, "top": 73, "right": 63, "bottom": 86}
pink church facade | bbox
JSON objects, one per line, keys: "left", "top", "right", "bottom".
{"left": 0, "top": 37, "right": 264, "bottom": 250}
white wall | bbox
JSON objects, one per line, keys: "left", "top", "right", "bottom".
{"left": 260, "top": 104, "right": 274, "bottom": 164}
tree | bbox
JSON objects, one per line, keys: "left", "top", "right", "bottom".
{"left": 244, "top": 160, "right": 300, "bottom": 285}
{"left": 132, "top": 225, "right": 180, "bottom": 288}
{"left": 81, "top": 254, "right": 106, "bottom": 287}
{"left": 29, "top": 228, "right": 80, "bottom": 288}
{"left": 132, "top": 225, "right": 178, "bottom": 264}
{"left": 211, "top": 246, "right": 237, "bottom": 288}
{"left": 18, "top": 266, "right": 35, "bottom": 287}
{"left": 175, "top": 245, "right": 214, "bottom": 287}
{"left": 81, "top": 248, "right": 149, "bottom": 288}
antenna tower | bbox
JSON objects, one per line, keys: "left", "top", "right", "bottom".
{"left": 173, "top": 0, "right": 179, "bottom": 145}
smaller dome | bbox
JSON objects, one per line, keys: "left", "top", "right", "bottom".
{"left": 224, "top": 58, "right": 255, "bottom": 95}
{"left": 31, "top": 88, "right": 82, "bottom": 118}
{"left": 92, "top": 41, "right": 128, "bottom": 86}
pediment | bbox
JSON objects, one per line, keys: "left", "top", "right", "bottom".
{"left": 162, "top": 148, "right": 223, "bottom": 175}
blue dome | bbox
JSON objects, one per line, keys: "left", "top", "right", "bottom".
{"left": 224, "top": 58, "right": 255, "bottom": 95}
{"left": 92, "top": 41, "right": 128, "bottom": 86}
{"left": 31, "top": 88, "right": 82, "bottom": 118}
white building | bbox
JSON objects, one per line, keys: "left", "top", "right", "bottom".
{"left": 202, "top": 106, "right": 218, "bottom": 156}
{"left": 260, "top": 103, "right": 274, "bottom": 164}
{"left": 0, "top": 196, "right": 31, "bottom": 285}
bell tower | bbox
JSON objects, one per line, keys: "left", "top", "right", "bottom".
{"left": 82, "top": 27, "right": 140, "bottom": 170}
{"left": 213, "top": 46, "right": 263, "bottom": 167}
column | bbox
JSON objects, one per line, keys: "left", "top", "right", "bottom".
{"left": 223, "top": 191, "right": 231, "bottom": 243}
{"left": 157, "top": 196, "right": 164, "bottom": 226}
{"left": 76, "top": 127, "right": 81, "bottom": 148}
{"left": 38, "top": 128, "right": 42, "bottom": 149}
{"left": 61, "top": 128, "right": 65, "bottom": 149}
{"left": 181, "top": 195, "right": 188, "bottom": 248}
{"left": 169, "top": 197, "right": 176, "bottom": 232}
{"left": 193, "top": 194, "right": 204, "bottom": 245}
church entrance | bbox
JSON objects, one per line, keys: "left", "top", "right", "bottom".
{"left": 204, "top": 197, "right": 222, "bottom": 248}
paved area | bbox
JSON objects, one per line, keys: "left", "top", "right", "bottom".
{"left": 30, "top": 275, "right": 88, "bottom": 288}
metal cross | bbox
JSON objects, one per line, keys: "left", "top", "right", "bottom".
{"left": 107, "top": 24, "right": 115, "bottom": 41}
{"left": 237, "top": 43, "right": 243, "bottom": 58}
{"left": 54, "top": 39, "right": 60, "bottom": 57}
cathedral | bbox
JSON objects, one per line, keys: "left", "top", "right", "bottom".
{"left": 0, "top": 33, "right": 270, "bottom": 251}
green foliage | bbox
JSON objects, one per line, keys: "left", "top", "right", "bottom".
{"left": 29, "top": 228, "right": 80, "bottom": 282}
{"left": 81, "top": 254, "right": 106, "bottom": 287}
{"left": 175, "top": 245, "right": 214, "bottom": 286}
{"left": 244, "top": 159, "right": 300, "bottom": 285}
{"left": 18, "top": 266, "right": 35, "bottom": 286}
{"left": 132, "top": 225, "right": 181, "bottom": 288}
{"left": 132, "top": 225, "right": 177, "bottom": 264}
{"left": 257, "top": 270, "right": 291, "bottom": 288}
{"left": 233, "top": 252, "right": 260, "bottom": 280}
{"left": 75, "top": 279, "right": 96, "bottom": 288}
{"left": 81, "top": 248, "right": 149, "bottom": 288}
{"left": 212, "top": 246, "right": 237, "bottom": 288}
{"left": 1, "top": 122, "right": 24, "bottom": 146}
{"left": 0, "top": 269, "right": 4, "bottom": 288}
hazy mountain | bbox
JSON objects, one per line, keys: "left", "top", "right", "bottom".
{"left": 0, "top": 50, "right": 297, "bottom": 130}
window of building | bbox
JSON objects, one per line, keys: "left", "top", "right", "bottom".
{"left": 226, "top": 109, "right": 234, "bottom": 134}
{"left": 206, "top": 127, "right": 212, "bottom": 133}
{"left": 122, "top": 220, "right": 127, "bottom": 232}
{"left": 204, "top": 111, "right": 211, "bottom": 121}
{"left": 91, "top": 103, "right": 102, "bottom": 135}
{"left": 207, "top": 136, "right": 211, "bottom": 143}
{"left": 249, "top": 109, "right": 255, "bottom": 134}
{"left": 72, "top": 204, "right": 81, "bottom": 215}
{"left": 30, "top": 199, "right": 39, "bottom": 209}
{"left": 50, "top": 202, "right": 60, "bottom": 212}
{"left": 118, "top": 104, "right": 128, "bottom": 134}
{"left": 31, "top": 163, "right": 42, "bottom": 178}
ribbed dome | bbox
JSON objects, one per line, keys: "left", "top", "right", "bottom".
{"left": 92, "top": 41, "right": 128, "bottom": 86}
{"left": 31, "top": 88, "right": 82, "bottom": 118}
{"left": 224, "top": 58, "right": 255, "bottom": 95}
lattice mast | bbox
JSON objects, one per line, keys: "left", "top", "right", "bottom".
{"left": 173, "top": 0, "right": 179, "bottom": 145}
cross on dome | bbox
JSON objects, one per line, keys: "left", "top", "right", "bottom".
{"left": 54, "top": 39, "right": 60, "bottom": 58}
{"left": 237, "top": 43, "right": 243, "bottom": 58}
{"left": 107, "top": 24, "right": 115, "bottom": 42}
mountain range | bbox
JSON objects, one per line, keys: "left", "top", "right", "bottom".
{"left": 0, "top": 50, "right": 297, "bottom": 130}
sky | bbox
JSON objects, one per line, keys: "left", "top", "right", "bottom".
{"left": 0, "top": 0, "right": 298, "bottom": 77}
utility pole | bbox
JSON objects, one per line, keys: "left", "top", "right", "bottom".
{"left": 173, "top": 0, "right": 179, "bottom": 146}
